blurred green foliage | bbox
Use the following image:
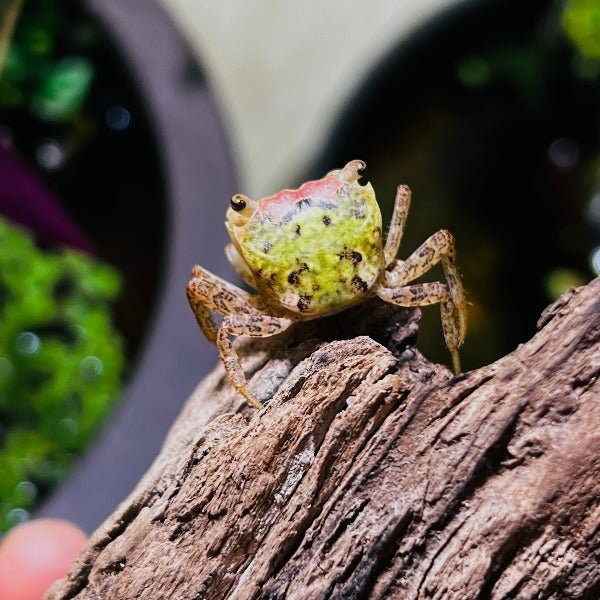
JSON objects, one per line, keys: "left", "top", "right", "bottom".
{"left": 0, "top": 0, "right": 94, "bottom": 121}
{"left": 456, "top": 45, "right": 546, "bottom": 105}
{"left": 562, "top": 0, "right": 600, "bottom": 61}
{"left": 0, "top": 217, "right": 124, "bottom": 532}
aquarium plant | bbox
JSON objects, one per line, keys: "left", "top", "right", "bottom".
{"left": 0, "top": 0, "right": 94, "bottom": 122}
{"left": 0, "top": 217, "right": 124, "bottom": 532}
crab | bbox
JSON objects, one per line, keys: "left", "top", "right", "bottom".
{"left": 187, "top": 160, "right": 466, "bottom": 408}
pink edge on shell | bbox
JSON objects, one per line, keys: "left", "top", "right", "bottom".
{"left": 258, "top": 176, "right": 342, "bottom": 219}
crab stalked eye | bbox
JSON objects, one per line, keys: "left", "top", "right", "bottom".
{"left": 230, "top": 194, "right": 247, "bottom": 211}
{"left": 356, "top": 162, "right": 367, "bottom": 179}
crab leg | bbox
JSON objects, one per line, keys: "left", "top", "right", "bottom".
{"left": 375, "top": 282, "right": 462, "bottom": 373}
{"left": 385, "top": 229, "right": 465, "bottom": 313}
{"left": 440, "top": 299, "right": 464, "bottom": 374}
{"left": 187, "top": 266, "right": 294, "bottom": 407}
{"left": 379, "top": 229, "right": 467, "bottom": 373}
{"left": 217, "top": 314, "right": 293, "bottom": 408}
{"left": 375, "top": 281, "right": 450, "bottom": 306}
{"left": 383, "top": 184, "right": 412, "bottom": 266}
{"left": 186, "top": 265, "right": 261, "bottom": 344}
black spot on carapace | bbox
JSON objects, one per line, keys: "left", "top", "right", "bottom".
{"left": 338, "top": 250, "right": 362, "bottom": 265}
{"left": 294, "top": 224, "right": 301, "bottom": 236}
{"left": 263, "top": 241, "right": 273, "bottom": 253}
{"left": 319, "top": 201, "right": 337, "bottom": 210}
{"left": 297, "top": 295, "right": 312, "bottom": 311}
{"left": 281, "top": 199, "right": 336, "bottom": 223}
{"left": 298, "top": 198, "right": 313, "bottom": 210}
{"left": 288, "top": 262, "right": 309, "bottom": 285}
{"left": 322, "top": 215, "right": 332, "bottom": 226}
{"left": 352, "top": 276, "right": 368, "bottom": 293}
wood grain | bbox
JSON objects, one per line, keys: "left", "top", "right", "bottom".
{"left": 47, "top": 278, "right": 600, "bottom": 599}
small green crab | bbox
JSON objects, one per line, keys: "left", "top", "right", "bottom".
{"left": 187, "top": 160, "right": 466, "bottom": 408}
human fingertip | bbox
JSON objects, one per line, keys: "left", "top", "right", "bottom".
{"left": 0, "top": 518, "right": 87, "bottom": 600}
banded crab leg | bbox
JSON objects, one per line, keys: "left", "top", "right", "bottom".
{"left": 383, "top": 184, "right": 412, "bottom": 266}
{"left": 376, "top": 229, "right": 467, "bottom": 373}
{"left": 217, "top": 314, "right": 293, "bottom": 407}
{"left": 186, "top": 265, "right": 292, "bottom": 407}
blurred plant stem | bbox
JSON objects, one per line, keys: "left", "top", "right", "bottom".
{"left": 0, "top": 0, "right": 24, "bottom": 77}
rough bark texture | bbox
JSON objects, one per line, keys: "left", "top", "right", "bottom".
{"left": 48, "top": 278, "right": 600, "bottom": 600}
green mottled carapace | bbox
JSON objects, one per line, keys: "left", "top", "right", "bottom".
{"left": 227, "top": 176, "right": 383, "bottom": 316}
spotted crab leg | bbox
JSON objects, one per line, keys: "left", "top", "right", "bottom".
{"left": 186, "top": 265, "right": 260, "bottom": 344}
{"left": 383, "top": 184, "right": 412, "bottom": 266}
{"left": 376, "top": 229, "right": 466, "bottom": 373}
{"left": 217, "top": 314, "right": 293, "bottom": 408}
{"left": 187, "top": 265, "right": 292, "bottom": 408}
{"left": 376, "top": 282, "right": 450, "bottom": 306}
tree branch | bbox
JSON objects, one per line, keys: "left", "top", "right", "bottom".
{"left": 48, "top": 278, "right": 600, "bottom": 599}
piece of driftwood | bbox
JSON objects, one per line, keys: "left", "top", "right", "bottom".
{"left": 48, "top": 278, "right": 599, "bottom": 600}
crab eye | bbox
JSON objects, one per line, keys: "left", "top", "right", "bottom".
{"left": 356, "top": 162, "right": 367, "bottom": 179}
{"left": 230, "top": 195, "right": 247, "bottom": 211}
